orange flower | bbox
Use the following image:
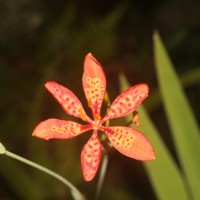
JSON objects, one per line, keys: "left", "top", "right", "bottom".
{"left": 33, "top": 53, "right": 155, "bottom": 181}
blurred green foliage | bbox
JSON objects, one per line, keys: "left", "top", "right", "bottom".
{"left": 0, "top": 0, "right": 200, "bottom": 199}
{"left": 120, "top": 32, "right": 200, "bottom": 200}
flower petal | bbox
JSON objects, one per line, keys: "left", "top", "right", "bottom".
{"left": 33, "top": 119, "right": 92, "bottom": 140}
{"left": 82, "top": 53, "right": 106, "bottom": 119}
{"left": 45, "top": 81, "right": 92, "bottom": 123}
{"left": 81, "top": 130, "right": 102, "bottom": 181}
{"left": 101, "top": 84, "right": 149, "bottom": 123}
{"left": 103, "top": 126, "right": 155, "bottom": 161}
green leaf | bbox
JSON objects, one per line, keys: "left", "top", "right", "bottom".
{"left": 154, "top": 32, "right": 200, "bottom": 200}
{"left": 119, "top": 74, "right": 190, "bottom": 200}
{"left": 144, "top": 67, "right": 200, "bottom": 113}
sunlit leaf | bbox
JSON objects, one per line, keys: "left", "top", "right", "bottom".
{"left": 154, "top": 32, "right": 200, "bottom": 200}
{"left": 119, "top": 74, "right": 190, "bottom": 200}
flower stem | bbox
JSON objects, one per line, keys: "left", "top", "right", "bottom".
{"left": 0, "top": 143, "right": 85, "bottom": 200}
{"left": 95, "top": 153, "right": 109, "bottom": 200}
{"left": 94, "top": 92, "right": 111, "bottom": 200}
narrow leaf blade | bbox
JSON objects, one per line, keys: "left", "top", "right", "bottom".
{"left": 154, "top": 32, "right": 200, "bottom": 200}
{"left": 119, "top": 73, "right": 190, "bottom": 200}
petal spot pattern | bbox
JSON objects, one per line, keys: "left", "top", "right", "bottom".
{"left": 45, "top": 82, "right": 90, "bottom": 121}
{"left": 85, "top": 77, "right": 105, "bottom": 113}
{"left": 50, "top": 122, "right": 81, "bottom": 137}
{"left": 33, "top": 53, "right": 155, "bottom": 182}
{"left": 33, "top": 119, "right": 92, "bottom": 140}
{"left": 83, "top": 53, "right": 106, "bottom": 117}
{"left": 102, "top": 84, "right": 149, "bottom": 123}
{"left": 104, "top": 126, "right": 155, "bottom": 161}
{"left": 81, "top": 132, "right": 102, "bottom": 181}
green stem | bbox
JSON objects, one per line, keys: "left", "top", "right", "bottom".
{"left": 95, "top": 153, "right": 109, "bottom": 200}
{"left": 94, "top": 91, "right": 111, "bottom": 199}
{"left": 0, "top": 143, "right": 85, "bottom": 200}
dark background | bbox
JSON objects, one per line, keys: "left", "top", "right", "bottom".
{"left": 0, "top": 0, "right": 200, "bottom": 199}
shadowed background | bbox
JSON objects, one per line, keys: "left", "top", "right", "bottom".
{"left": 0, "top": 0, "right": 200, "bottom": 199}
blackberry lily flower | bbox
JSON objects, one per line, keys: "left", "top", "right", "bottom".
{"left": 33, "top": 53, "right": 155, "bottom": 181}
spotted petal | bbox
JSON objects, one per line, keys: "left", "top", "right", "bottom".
{"left": 103, "top": 126, "right": 155, "bottom": 160}
{"left": 33, "top": 119, "right": 93, "bottom": 140}
{"left": 101, "top": 84, "right": 149, "bottom": 123}
{"left": 45, "top": 82, "right": 92, "bottom": 123}
{"left": 82, "top": 53, "right": 106, "bottom": 120}
{"left": 81, "top": 130, "right": 102, "bottom": 181}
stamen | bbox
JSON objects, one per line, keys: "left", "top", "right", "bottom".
{"left": 87, "top": 98, "right": 92, "bottom": 108}
{"left": 104, "top": 91, "right": 111, "bottom": 108}
{"left": 95, "top": 114, "right": 101, "bottom": 120}
{"left": 79, "top": 108, "right": 86, "bottom": 121}
{"left": 132, "top": 111, "right": 140, "bottom": 127}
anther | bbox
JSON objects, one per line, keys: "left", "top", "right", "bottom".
{"left": 132, "top": 111, "right": 140, "bottom": 127}
{"left": 79, "top": 108, "right": 86, "bottom": 121}
{"left": 87, "top": 98, "right": 92, "bottom": 108}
